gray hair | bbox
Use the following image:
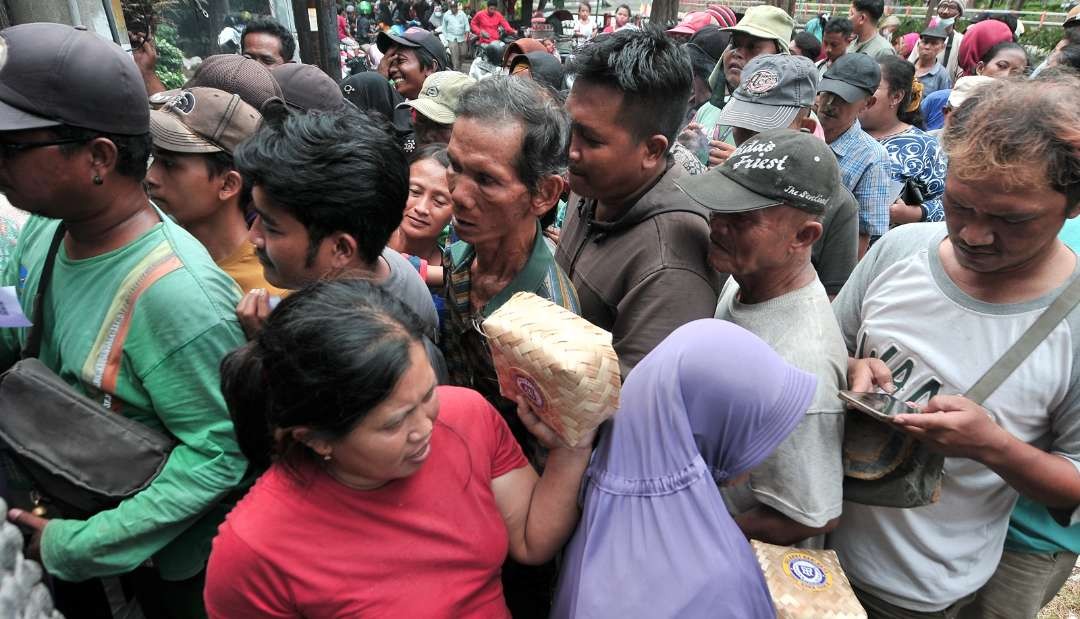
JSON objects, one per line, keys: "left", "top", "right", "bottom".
{"left": 456, "top": 77, "right": 569, "bottom": 194}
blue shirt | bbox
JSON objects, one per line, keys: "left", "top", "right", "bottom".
{"left": 830, "top": 119, "right": 893, "bottom": 237}
{"left": 921, "top": 89, "right": 950, "bottom": 130}
{"left": 880, "top": 127, "right": 948, "bottom": 223}
{"left": 916, "top": 62, "right": 952, "bottom": 96}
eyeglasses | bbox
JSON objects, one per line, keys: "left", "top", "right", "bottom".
{"left": 0, "top": 138, "right": 90, "bottom": 159}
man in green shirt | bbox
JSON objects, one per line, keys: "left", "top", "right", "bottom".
{"left": 0, "top": 23, "right": 247, "bottom": 618}
{"left": 848, "top": 0, "right": 896, "bottom": 60}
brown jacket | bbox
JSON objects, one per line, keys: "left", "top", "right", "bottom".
{"left": 555, "top": 163, "right": 724, "bottom": 376}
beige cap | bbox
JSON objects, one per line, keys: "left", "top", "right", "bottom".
{"left": 150, "top": 87, "right": 261, "bottom": 155}
{"left": 947, "top": 76, "right": 994, "bottom": 109}
{"left": 399, "top": 71, "right": 476, "bottom": 125}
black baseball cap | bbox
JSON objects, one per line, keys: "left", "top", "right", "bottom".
{"left": 818, "top": 53, "right": 881, "bottom": 103}
{"left": 675, "top": 129, "right": 839, "bottom": 216}
{"left": 376, "top": 30, "right": 449, "bottom": 69}
{"left": 270, "top": 63, "right": 347, "bottom": 112}
{"left": 920, "top": 23, "right": 949, "bottom": 40}
{"left": 0, "top": 23, "right": 149, "bottom": 135}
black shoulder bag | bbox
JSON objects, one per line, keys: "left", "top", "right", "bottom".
{"left": 0, "top": 224, "right": 174, "bottom": 519}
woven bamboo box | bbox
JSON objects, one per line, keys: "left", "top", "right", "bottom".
{"left": 752, "top": 540, "right": 867, "bottom": 619}
{"left": 483, "top": 292, "right": 620, "bottom": 448}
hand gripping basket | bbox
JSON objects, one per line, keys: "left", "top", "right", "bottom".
{"left": 752, "top": 540, "right": 867, "bottom": 619}
{"left": 483, "top": 292, "right": 621, "bottom": 447}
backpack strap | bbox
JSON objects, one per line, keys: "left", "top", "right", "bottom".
{"left": 21, "top": 223, "right": 67, "bottom": 360}
{"left": 965, "top": 274, "right": 1080, "bottom": 404}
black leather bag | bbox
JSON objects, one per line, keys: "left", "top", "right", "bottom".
{"left": 0, "top": 224, "right": 174, "bottom": 519}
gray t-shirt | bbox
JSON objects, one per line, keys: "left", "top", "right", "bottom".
{"left": 830, "top": 223, "right": 1080, "bottom": 611}
{"left": 849, "top": 33, "right": 896, "bottom": 60}
{"left": 382, "top": 247, "right": 439, "bottom": 339}
{"left": 715, "top": 276, "right": 848, "bottom": 544}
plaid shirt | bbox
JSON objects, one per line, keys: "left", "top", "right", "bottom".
{"left": 440, "top": 224, "right": 579, "bottom": 417}
{"left": 830, "top": 119, "right": 893, "bottom": 237}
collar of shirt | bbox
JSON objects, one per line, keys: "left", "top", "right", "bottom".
{"left": 922, "top": 63, "right": 944, "bottom": 76}
{"left": 829, "top": 118, "right": 867, "bottom": 159}
{"left": 446, "top": 220, "right": 553, "bottom": 323}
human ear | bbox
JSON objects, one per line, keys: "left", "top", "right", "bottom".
{"left": 87, "top": 137, "right": 120, "bottom": 181}
{"left": 529, "top": 173, "right": 565, "bottom": 217}
{"left": 219, "top": 170, "right": 244, "bottom": 202}
{"left": 641, "top": 134, "right": 670, "bottom": 171}
{"left": 290, "top": 427, "right": 333, "bottom": 459}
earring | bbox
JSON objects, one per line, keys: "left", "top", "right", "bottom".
{"left": 323, "top": 453, "right": 332, "bottom": 461}
{"left": 92, "top": 175, "right": 103, "bottom": 185}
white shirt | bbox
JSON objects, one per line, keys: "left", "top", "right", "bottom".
{"left": 831, "top": 223, "right": 1080, "bottom": 611}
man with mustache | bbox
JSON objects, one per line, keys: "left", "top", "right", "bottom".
{"left": 816, "top": 53, "right": 891, "bottom": 256}
{"left": 557, "top": 27, "right": 722, "bottom": 376}
{"left": 233, "top": 104, "right": 438, "bottom": 342}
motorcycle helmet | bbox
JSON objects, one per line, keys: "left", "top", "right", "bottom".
{"left": 360, "top": 1, "right": 374, "bottom": 14}
{"left": 484, "top": 41, "right": 507, "bottom": 66}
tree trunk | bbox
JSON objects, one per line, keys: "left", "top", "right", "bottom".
{"left": 292, "top": 0, "right": 318, "bottom": 64}
{"left": 207, "top": 0, "right": 230, "bottom": 33}
{"left": 925, "top": 0, "right": 939, "bottom": 26}
{"left": 315, "top": 0, "right": 339, "bottom": 79}
{"left": 650, "top": 0, "right": 677, "bottom": 27}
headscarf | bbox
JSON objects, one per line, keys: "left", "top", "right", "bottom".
{"left": 510, "top": 51, "right": 566, "bottom": 94}
{"left": 957, "top": 19, "right": 1013, "bottom": 76}
{"left": 900, "top": 32, "right": 920, "bottom": 58}
{"left": 340, "top": 71, "right": 402, "bottom": 119}
{"left": 551, "top": 319, "right": 817, "bottom": 619}
{"left": 502, "top": 37, "right": 547, "bottom": 68}
{"left": 921, "top": 87, "right": 950, "bottom": 130}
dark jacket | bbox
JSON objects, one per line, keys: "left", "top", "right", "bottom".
{"left": 555, "top": 161, "right": 724, "bottom": 377}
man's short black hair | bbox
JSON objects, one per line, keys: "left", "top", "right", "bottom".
{"left": 56, "top": 126, "right": 151, "bottom": 182}
{"left": 851, "top": 0, "right": 885, "bottom": 22}
{"left": 242, "top": 16, "right": 297, "bottom": 61}
{"left": 792, "top": 32, "right": 822, "bottom": 60}
{"left": 204, "top": 151, "right": 253, "bottom": 213}
{"left": 571, "top": 26, "right": 693, "bottom": 144}
{"left": 234, "top": 106, "right": 408, "bottom": 267}
{"left": 824, "top": 17, "right": 854, "bottom": 37}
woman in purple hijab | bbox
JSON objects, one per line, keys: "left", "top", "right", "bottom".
{"left": 551, "top": 319, "right": 817, "bottom": 618}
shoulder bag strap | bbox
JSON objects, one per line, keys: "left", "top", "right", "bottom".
{"left": 965, "top": 274, "right": 1080, "bottom": 405}
{"left": 21, "top": 223, "right": 67, "bottom": 360}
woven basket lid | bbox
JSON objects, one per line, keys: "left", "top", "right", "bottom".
{"left": 483, "top": 292, "right": 621, "bottom": 447}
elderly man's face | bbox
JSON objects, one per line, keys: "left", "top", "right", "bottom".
{"left": 708, "top": 205, "right": 813, "bottom": 278}
{"left": 446, "top": 117, "right": 537, "bottom": 246}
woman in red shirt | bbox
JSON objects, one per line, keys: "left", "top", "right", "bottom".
{"left": 205, "top": 279, "right": 593, "bottom": 618}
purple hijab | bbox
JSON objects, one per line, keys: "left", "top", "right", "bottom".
{"left": 551, "top": 319, "right": 817, "bottom": 619}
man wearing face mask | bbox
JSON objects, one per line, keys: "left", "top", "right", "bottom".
{"left": 908, "top": 0, "right": 965, "bottom": 78}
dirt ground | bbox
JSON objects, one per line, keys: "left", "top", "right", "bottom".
{"left": 1041, "top": 562, "right": 1080, "bottom": 618}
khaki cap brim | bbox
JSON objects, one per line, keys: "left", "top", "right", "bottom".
{"left": 149, "top": 109, "right": 223, "bottom": 154}
{"left": 400, "top": 98, "right": 455, "bottom": 125}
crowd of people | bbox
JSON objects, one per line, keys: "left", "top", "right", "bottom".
{"left": 0, "top": 1, "right": 1078, "bottom": 617}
